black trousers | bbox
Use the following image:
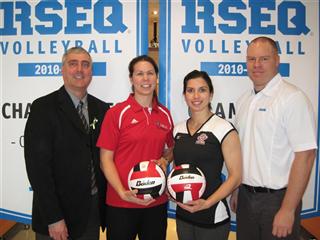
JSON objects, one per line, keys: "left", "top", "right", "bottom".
{"left": 236, "top": 185, "right": 302, "bottom": 240}
{"left": 106, "top": 203, "right": 167, "bottom": 240}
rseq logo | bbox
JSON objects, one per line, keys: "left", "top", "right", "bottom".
{"left": 181, "top": 0, "right": 310, "bottom": 35}
{"left": 0, "top": 0, "right": 128, "bottom": 35}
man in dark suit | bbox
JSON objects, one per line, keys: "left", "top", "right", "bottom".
{"left": 24, "top": 47, "right": 110, "bottom": 240}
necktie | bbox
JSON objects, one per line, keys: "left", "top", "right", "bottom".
{"left": 77, "top": 101, "right": 97, "bottom": 194}
{"left": 77, "top": 101, "right": 89, "bottom": 133}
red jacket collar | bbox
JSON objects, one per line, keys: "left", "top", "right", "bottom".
{"left": 127, "top": 93, "right": 159, "bottom": 112}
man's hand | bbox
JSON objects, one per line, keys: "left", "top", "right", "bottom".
{"left": 48, "top": 219, "right": 69, "bottom": 240}
{"left": 272, "top": 208, "right": 295, "bottom": 238}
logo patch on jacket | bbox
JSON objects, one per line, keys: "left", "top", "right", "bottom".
{"left": 131, "top": 118, "right": 139, "bottom": 124}
{"left": 195, "top": 133, "right": 208, "bottom": 145}
{"left": 156, "top": 121, "right": 169, "bottom": 130}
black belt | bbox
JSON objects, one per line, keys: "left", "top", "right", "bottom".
{"left": 243, "top": 184, "right": 286, "bottom": 193}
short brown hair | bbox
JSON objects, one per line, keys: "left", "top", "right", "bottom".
{"left": 249, "top": 36, "right": 279, "bottom": 54}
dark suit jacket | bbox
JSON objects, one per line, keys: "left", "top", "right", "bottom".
{"left": 24, "top": 86, "right": 110, "bottom": 238}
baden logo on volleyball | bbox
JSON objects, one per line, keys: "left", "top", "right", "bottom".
{"left": 167, "top": 164, "right": 206, "bottom": 203}
{"left": 128, "top": 161, "right": 166, "bottom": 200}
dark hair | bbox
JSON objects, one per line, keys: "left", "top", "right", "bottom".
{"left": 249, "top": 36, "right": 279, "bottom": 54}
{"left": 128, "top": 55, "right": 159, "bottom": 77}
{"left": 183, "top": 70, "right": 214, "bottom": 110}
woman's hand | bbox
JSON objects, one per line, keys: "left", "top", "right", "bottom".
{"left": 176, "top": 199, "right": 210, "bottom": 213}
{"left": 154, "top": 147, "right": 173, "bottom": 173}
{"left": 119, "top": 189, "right": 155, "bottom": 206}
{"left": 153, "top": 157, "right": 169, "bottom": 173}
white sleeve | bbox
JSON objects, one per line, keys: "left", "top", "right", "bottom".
{"left": 283, "top": 91, "right": 317, "bottom": 152}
